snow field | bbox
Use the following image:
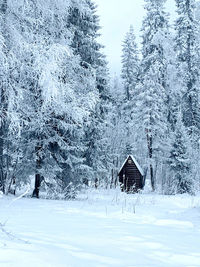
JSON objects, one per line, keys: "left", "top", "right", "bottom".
{"left": 0, "top": 189, "right": 200, "bottom": 267}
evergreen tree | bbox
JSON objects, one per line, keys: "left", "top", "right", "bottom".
{"left": 120, "top": 25, "right": 140, "bottom": 163}
{"left": 121, "top": 25, "right": 139, "bottom": 101}
{"left": 175, "top": 0, "right": 200, "bottom": 139}
{"left": 174, "top": 0, "right": 200, "bottom": 193}
{"left": 68, "top": 0, "right": 109, "bottom": 100}
{"left": 168, "top": 113, "right": 193, "bottom": 194}
{"left": 68, "top": 0, "right": 111, "bottom": 186}
{"left": 0, "top": 0, "right": 17, "bottom": 193}
{"left": 134, "top": 0, "right": 170, "bottom": 191}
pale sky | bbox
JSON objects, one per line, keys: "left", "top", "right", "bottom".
{"left": 94, "top": 0, "right": 176, "bottom": 77}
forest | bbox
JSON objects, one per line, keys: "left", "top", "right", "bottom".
{"left": 0, "top": 0, "right": 200, "bottom": 199}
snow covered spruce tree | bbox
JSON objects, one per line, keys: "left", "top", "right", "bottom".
{"left": 175, "top": 0, "right": 200, "bottom": 140}
{"left": 84, "top": 0, "right": 111, "bottom": 187}
{"left": 68, "top": 0, "right": 111, "bottom": 187}
{"left": 105, "top": 75, "right": 126, "bottom": 188}
{"left": 121, "top": 25, "right": 139, "bottom": 101}
{"left": 134, "top": 0, "right": 171, "bottom": 191}
{"left": 0, "top": 0, "right": 21, "bottom": 194}
{"left": 120, "top": 25, "right": 140, "bottom": 159}
{"left": 68, "top": 0, "right": 109, "bottom": 98}
{"left": 174, "top": 0, "right": 200, "bottom": 191}
{"left": 168, "top": 113, "right": 193, "bottom": 194}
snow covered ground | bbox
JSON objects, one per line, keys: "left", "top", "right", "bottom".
{"left": 0, "top": 189, "right": 200, "bottom": 267}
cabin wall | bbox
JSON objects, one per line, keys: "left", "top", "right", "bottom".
{"left": 124, "top": 161, "right": 142, "bottom": 190}
{"left": 119, "top": 159, "right": 143, "bottom": 192}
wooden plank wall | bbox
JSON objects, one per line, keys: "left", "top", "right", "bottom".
{"left": 124, "top": 160, "right": 142, "bottom": 190}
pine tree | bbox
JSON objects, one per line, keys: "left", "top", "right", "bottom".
{"left": 168, "top": 113, "right": 193, "bottom": 194}
{"left": 174, "top": 0, "right": 200, "bottom": 139}
{"left": 68, "top": 0, "right": 111, "bottom": 187}
{"left": 134, "top": 0, "right": 170, "bottom": 191}
{"left": 120, "top": 26, "right": 140, "bottom": 165}
{"left": 121, "top": 25, "right": 139, "bottom": 101}
{"left": 68, "top": 0, "right": 109, "bottom": 100}
{"left": 174, "top": 0, "right": 200, "bottom": 194}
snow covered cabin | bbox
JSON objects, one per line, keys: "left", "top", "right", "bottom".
{"left": 118, "top": 155, "right": 144, "bottom": 192}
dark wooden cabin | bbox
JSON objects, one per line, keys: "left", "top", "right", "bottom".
{"left": 118, "top": 155, "right": 144, "bottom": 192}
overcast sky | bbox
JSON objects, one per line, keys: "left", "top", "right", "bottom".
{"left": 94, "top": 0, "right": 176, "bottom": 77}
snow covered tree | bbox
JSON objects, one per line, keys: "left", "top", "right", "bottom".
{"left": 174, "top": 0, "right": 200, "bottom": 140}
{"left": 174, "top": 0, "right": 200, "bottom": 194}
{"left": 68, "top": 0, "right": 109, "bottom": 100}
{"left": 0, "top": 0, "right": 8, "bottom": 193}
{"left": 0, "top": 0, "right": 97, "bottom": 198}
{"left": 0, "top": 0, "right": 108, "bottom": 197}
{"left": 117, "top": 25, "right": 140, "bottom": 167}
{"left": 168, "top": 113, "right": 193, "bottom": 194}
{"left": 121, "top": 25, "right": 139, "bottom": 101}
{"left": 134, "top": 0, "right": 170, "bottom": 191}
{"left": 67, "top": 0, "right": 111, "bottom": 186}
{"left": 0, "top": 0, "right": 19, "bottom": 193}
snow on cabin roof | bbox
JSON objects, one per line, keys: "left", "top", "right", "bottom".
{"left": 118, "top": 155, "right": 144, "bottom": 176}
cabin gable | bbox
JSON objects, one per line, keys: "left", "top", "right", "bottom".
{"left": 118, "top": 155, "right": 144, "bottom": 192}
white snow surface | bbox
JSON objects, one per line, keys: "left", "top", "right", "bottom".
{"left": 0, "top": 189, "right": 200, "bottom": 267}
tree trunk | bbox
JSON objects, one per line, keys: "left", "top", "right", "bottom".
{"left": 114, "top": 156, "right": 119, "bottom": 188}
{"left": 146, "top": 129, "right": 155, "bottom": 191}
{"left": 110, "top": 168, "right": 114, "bottom": 189}
{"left": 32, "top": 142, "right": 42, "bottom": 198}
{"left": 0, "top": 0, "right": 8, "bottom": 194}
{"left": 0, "top": 128, "right": 5, "bottom": 193}
{"left": 110, "top": 159, "right": 115, "bottom": 189}
{"left": 94, "top": 178, "right": 98, "bottom": 189}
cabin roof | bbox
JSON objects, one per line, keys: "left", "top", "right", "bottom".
{"left": 118, "top": 155, "right": 144, "bottom": 176}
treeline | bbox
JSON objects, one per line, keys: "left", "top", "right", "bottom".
{"left": 119, "top": 0, "right": 200, "bottom": 194}
{"left": 0, "top": 0, "right": 200, "bottom": 198}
